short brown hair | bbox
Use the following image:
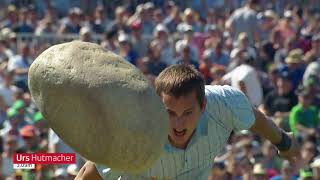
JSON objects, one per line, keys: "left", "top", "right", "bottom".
{"left": 155, "top": 64, "right": 205, "bottom": 107}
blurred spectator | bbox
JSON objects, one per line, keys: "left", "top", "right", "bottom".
{"left": 261, "top": 71, "right": 298, "bottom": 116}
{"left": 279, "top": 48, "right": 306, "bottom": 90}
{"left": 153, "top": 24, "right": 175, "bottom": 65}
{"left": 301, "top": 139, "right": 317, "bottom": 168}
{"left": 289, "top": 85, "right": 319, "bottom": 136}
{"left": 226, "top": 0, "right": 260, "bottom": 46}
{"left": 223, "top": 52, "right": 263, "bottom": 106}
{"left": 79, "top": 26, "right": 91, "bottom": 42}
{"left": 1, "top": 1, "right": 320, "bottom": 179}
{"left": 163, "top": 4, "right": 181, "bottom": 34}
{"left": 15, "top": 7, "right": 34, "bottom": 33}
{"left": 101, "top": 29, "right": 118, "bottom": 52}
{"left": 270, "top": 160, "right": 298, "bottom": 180}
{"left": 252, "top": 163, "right": 268, "bottom": 180}
{"left": 274, "top": 37, "right": 297, "bottom": 65}
{"left": 117, "top": 33, "right": 138, "bottom": 66}
{"left": 177, "top": 8, "right": 202, "bottom": 33}
{"left": 67, "top": 164, "right": 79, "bottom": 179}
{"left": 7, "top": 42, "right": 31, "bottom": 92}
{"left": 141, "top": 40, "right": 167, "bottom": 76}
{"left": 210, "top": 65, "right": 226, "bottom": 85}
{"left": 1, "top": 135, "right": 18, "bottom": 178}
{"left": 0, "top": 70, "right": 18, "bottom": 107}
{"left": 311, "top": 157, "right": 320, "bottom": 180}
{"left": 131, "top": 20, "right": 149, "bottom": 58}
{"left": 90, "top": 6, "right": 111, "bottom": 34}
{"left": 58, "top": 7, "right": 83, "bottom": 34}
{"left": 175, "top": 42, "right": 199, "bottom": 70}
{"left": 53, "top": 168, "right": 67, "bottom": 180}
{"left": 208, "top": 160, "right": 227, "bottom": 180}
{"left": 230, "top": 32, "right": 257, "bottom": 63}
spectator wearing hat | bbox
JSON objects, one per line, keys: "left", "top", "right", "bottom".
{"left": 79, "top": 26, "right": 92, "bottom": 42}
{"left": 274, "top": 10, "right": 297, "bottom": 42}
{"left": 280, "top": 48, "right": 306, "bottom": 90}
{"left": 261, "top": 71, "right": 298, "bottom": 116}
{"left": 226, "top": 0, "right": 260, "bottom": 46}
{"left": 230, "top": 32, "right": 257, "bottom": 63}
{"left": 117, "top": 33, "right": 138, "bottom": 66}
{"left": 258, "top": 10, "right": 278, "bottom": 42}
{"left": 177, "top": 8, "right": 202, "bottom": 33}
{"left": 153, "top": 24, "right": 175, "bottom": 65}
{"left": 175, "top": 42, "right": 199, "bottom": 69}
{"left": 19, "top": 125, "right": 39, "bottom": 153}
{"left": 289, "top": 85, "right": 319, "bottom": 136}
{"left": 175, "top": 25, "right": 200, "bottom": 62}
{"left": 252, "top": 163, "right": 268, "bottom": 180}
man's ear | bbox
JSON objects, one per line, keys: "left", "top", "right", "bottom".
{"left": 201, "top": 97, "right": 207, "bottom": 113}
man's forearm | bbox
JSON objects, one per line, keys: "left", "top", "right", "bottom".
{"left": 249, "top": 108, "right": 282, "bottom": 145}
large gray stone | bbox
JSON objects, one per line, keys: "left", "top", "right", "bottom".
{"left": 28, "top": 41, "right": 169, "bottom": 173}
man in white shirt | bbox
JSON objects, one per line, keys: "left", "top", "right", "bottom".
{"left": 75, "top": 65, "right": 298, "bottom": 180}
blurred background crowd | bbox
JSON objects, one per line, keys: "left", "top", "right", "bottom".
{"left": 0, "top": 0, "right": 320, "bottom": 179}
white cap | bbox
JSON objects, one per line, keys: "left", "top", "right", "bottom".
{"left": 118, "top": 33, "right": 129, "bottom": 43}
{"left": 203, "top": 49, "right": 212, "bottom": 59}
{"left": 55, "top": 168, "right": 67, "bottom": 177}
{"left": 154, "top": 24, "right": 168, "bottom": 34}
{"left": 183, "top": 24, "right": 193, "bottom": 32}
{"left": 80, "top": 26, "right": 91, "bottom": 36}
{"left": 67, "top": 164, "right": 79, "bottom": 176}
{"left": 311, "top": 158, "right": 320, "bottom": 168}
{"left": 284, "top": 10, "right": 293, "bottom": 18}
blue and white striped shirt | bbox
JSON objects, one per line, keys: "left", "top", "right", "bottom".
{"left": 102, "top": 85, "right": 256, "bottom": 179}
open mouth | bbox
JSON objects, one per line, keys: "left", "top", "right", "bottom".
{"left": 174, "top": 129, "right": 187, "bottom": 137}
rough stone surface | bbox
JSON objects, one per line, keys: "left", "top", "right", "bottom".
{"left": 28, "top": 41, "right": 169, "bottom": 173}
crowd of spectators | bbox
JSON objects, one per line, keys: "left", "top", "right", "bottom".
{"left": 0, "top": 0, "right": 320, "bottom": 179}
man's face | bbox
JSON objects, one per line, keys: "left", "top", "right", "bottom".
{"left": 161, "top": 90, "right": 205, "bottom": 149}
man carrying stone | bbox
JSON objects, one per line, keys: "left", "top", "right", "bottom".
{"left": 75, "top": 64, "right": 300, "bottom": 180}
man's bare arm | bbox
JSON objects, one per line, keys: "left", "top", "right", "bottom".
{"left": 249, "top": 108, "right": 300, "bottom": 162}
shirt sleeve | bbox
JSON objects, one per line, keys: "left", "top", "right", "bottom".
{"left": 205, "top": 85, "right": 255, "bottom": 131}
